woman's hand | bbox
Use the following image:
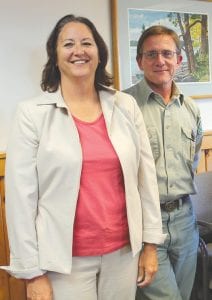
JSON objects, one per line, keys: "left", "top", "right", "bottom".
{"left": 137, "top": 243, "right": 158, "bottom": 288}
{"left": 26, "top": 274, "right": 53, "bottom": 300}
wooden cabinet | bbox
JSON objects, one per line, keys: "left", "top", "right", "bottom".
{"left": 0, "top": 153, "right": 26, "bottom": 300}
{"left": 197, "top": 131, "right": 212, "bottom": 173}
{"left": 0, "top": 152, "right": 9, "bottom": 300}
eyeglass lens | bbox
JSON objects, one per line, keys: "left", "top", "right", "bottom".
{"left": 143, "top": 50, "right": 177, "bottom": 59}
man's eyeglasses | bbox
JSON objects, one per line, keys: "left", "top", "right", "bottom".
{"left": 141, "top": 50, "right": 179, "bottom": 60}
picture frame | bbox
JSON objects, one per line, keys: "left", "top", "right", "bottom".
{"left": 191, "top": 94, "right": 212, "bottom": 99}
{"left": 111, "top": 0, "right": 212, "bottom": 97}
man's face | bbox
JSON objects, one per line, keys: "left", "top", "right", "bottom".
{"left": 137, "top": 34, "right": 182, "bottom": 91}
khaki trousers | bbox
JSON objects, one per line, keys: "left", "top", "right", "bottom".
{"left": 48, "top": 245, "right": 139, "bottom": 300}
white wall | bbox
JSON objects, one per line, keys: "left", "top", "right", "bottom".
{"left": 196, "top": 99, "right": 212, "bottom": 131}
{"left": 0, "top": 0, "right": 111, "bottom": 151}
{"left": 0, "top": 0, "right": 211, "bottom": 151}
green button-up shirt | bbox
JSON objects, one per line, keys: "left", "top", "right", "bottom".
{"left": 125, "top": 79, "right": 203, "bottom": 202}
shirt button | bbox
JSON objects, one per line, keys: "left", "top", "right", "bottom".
{"left": 169, "top": 184, "right": 173, "bottom": 188}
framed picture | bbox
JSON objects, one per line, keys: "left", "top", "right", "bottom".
{"left": 111, "top": 0, "right": 212, "bottom": 97}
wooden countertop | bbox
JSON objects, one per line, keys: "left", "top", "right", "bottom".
{"left": 0, "top": 153, "right": 6, "bottom": 177}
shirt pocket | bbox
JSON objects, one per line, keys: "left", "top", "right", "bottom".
{"left": 181, "top": 126, "right": 196, "bottom": 162}
{"left": 146, "top": 127, "right": 160, "bottom": 161}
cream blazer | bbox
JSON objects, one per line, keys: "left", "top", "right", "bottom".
{"left": 2, "top": 87, "right": 165, "bottom": 279}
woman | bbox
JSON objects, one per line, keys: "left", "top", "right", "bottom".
{"left": 2, "top": 15, "right": 165, "bottom": 300}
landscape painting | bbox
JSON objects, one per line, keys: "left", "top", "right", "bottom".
{"left": 128, "top": 9, "right": 210, "bottom": 85}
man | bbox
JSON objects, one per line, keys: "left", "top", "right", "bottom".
{"left": 124, "top": 25, "right": 203, "bottom": 300}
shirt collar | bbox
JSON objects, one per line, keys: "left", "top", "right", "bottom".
{"left": 36, "top": 89, "right": 67, "bottom": 108}
{"left": 171, "top": 82, "right": 184, "bottom": 105}
{"left": 142, "top": 78, "right": 184, "bottom": 106}
{"left": 35, "top": 85, "right": 116, "bottom": 108}
{"left": 139, "top": 79, "right": 154, "bottom": 104}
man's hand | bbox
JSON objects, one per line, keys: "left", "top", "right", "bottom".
{"left": 137, "top": 243, "right": 158, "bottom": 288}
{"left": 26, "top": 274, "right": 53, "bottom": 300}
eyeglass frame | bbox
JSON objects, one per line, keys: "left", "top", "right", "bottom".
{"left": 140, "top": 49, "right": 181, "bottom": 60}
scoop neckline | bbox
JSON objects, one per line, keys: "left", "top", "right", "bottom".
{"left": 72, "top": 112, "right": 103, "bottom": 125}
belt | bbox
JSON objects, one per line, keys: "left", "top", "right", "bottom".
{"left": 160, "top": 196, "right": 189, "bottom": 212}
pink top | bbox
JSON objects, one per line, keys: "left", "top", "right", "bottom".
{"left": 72, "top": 113, "right": 129, "bottom": 256}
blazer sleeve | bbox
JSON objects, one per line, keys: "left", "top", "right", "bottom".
{"left": 134, "top": 101, "right": 166, "bottom": 245}
{"left": 1, "top": 102, "right": 46, "bottom": 279}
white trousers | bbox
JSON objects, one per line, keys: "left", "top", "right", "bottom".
{"left": 47, "top": 245, "right": 139, "bottom": 300}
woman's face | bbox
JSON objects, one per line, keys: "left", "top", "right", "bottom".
{"left": 56, "top": 21, "right": 99, "bottom": 82}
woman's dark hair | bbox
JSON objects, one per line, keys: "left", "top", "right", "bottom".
{"left": 41, "top": 14, "right": 113, "bottom": 92}
{"left": 136, "top": 25, "right": 181, "bottom": 61}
